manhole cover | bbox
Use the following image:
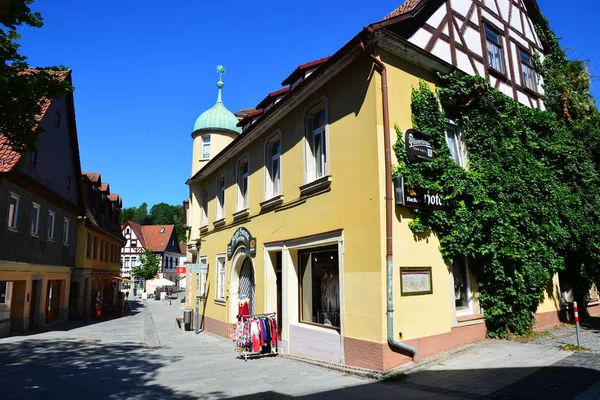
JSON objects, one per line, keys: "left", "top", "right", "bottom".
{"left": 79, "top": 339, "right": 102, "bottom": 343}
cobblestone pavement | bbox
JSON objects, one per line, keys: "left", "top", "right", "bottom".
{"left": 527, "top": 319, "right": 600, "bottom": 353}
{"left": 2, "top": 299, "right": 600, "bottom": 399}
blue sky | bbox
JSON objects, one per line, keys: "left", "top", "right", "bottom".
{"left": 18, "top": 0, "right": 599, "bottom": 209}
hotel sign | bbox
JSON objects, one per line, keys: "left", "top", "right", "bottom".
{"left": 394, "top": 176, "right": 446, "bottom": 210}
{"left": 405, "top": 129, "right": 435, "bottom": 162}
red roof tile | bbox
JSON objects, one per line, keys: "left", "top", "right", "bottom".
{"left": 141, "top": 225, "right": 175, "bottom": 253}
{"left": 84, "top": 172, "right": 101, "bottom": 183}
{"left": 107, "top": 193, "right": 119, "bottom": 202}
{"left": 237, "top": 108, "right": 264, "bottom": 127}
{"left": 281, "top": 57, "right": 330, "bottom": 86}
{"left": 256, "top": 87, "right": 291, "bottom": 110}
{"left": 124, "top": 221, "right": 147, "bottom": 248}
{"left": 99, "top": 182, "right": 109, "bottom": 192}
{"left": 383, "top": 0, "right": 423, "bottom": 20}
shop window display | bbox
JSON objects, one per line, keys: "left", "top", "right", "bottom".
{"left": 300, "top": 246, "right": 340, "bottom": 328}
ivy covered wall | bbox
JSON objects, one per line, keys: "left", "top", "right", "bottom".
{"left": 393, "top": 22, "right": 600, "bottom": 337}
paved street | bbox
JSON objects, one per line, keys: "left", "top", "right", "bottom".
{"left": 2, "top": 299, "right": 600, "bottom": 399}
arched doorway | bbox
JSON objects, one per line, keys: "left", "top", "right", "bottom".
{"left": 239, "top": 258, "right": 255, "bottom": 316}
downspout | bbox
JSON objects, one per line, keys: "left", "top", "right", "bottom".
{"left": 360, "top": 40, "right": 418, "bottom": 359}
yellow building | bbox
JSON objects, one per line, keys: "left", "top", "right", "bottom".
{"left": 71, "top": 173, "right": 125, "bottom": 319}
{"left": 185, "top": 0, "right": 571, "bottom": 370}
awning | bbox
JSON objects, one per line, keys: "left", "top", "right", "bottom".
{"left": 109, "top": 275, "right": 132, "bottom": 282}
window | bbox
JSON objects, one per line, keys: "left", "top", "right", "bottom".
{"left": 131, "top": 239, "right": 137, "bottom": 247}
{"left": 216, "top": 173, "right": 226, "bottom": 220}
{"left": 202, "top": 185, "right": 209, "bottom": 224}
{"left": 445, "top": 124, "right": 464, "bottom": 167}
{"left": 124, "top": 257, "right": 130, "bottom": 270}
{"left": 104, "top": 242, "right": 109, "bottom": 262}
{"left": 159, "top": 228, "right": 165, "bottom": 233}
{"left": 47, "top": 210, "right": 56, "bottom": 241}
{"left": 520, "top": 49, "right": 537, "bottom": 91}
{"left": 62, "top": 217, "right": 70, "bottom": 245}
{"left": 485, "top": 25, "right": 504, "bottom": 74}
{"left": 307, "top": 104, "right": 328, "bottom": 181}
{"left": 86, "top": 233, "right": 92, "bottom": 257}
{"left": 237, "top": 157, "right": 249, "bottom": 210}
{"left": 131, "top": 256, "right": 137, "bottom": 267}
{"left": 30, "top": 151, "right": 38, "bottom": 167}
{"left": 452, "top": 258, "right": 472, "bottom": 316}
{"left": 8, "top": 193, "right": 19, "bottom": 230}
{"left": 299, "top": 246, "right": 340, "bottom": 328}
{"left": 93, "top": 236, "right": 98, "bottom": 258}
{"left": 100, "top": 240, "right": 105, "bottom": 261}
{"left": 126, "top": 228, "right": 130, "bottom": 234}
{"left": 265, "top": 134, "right": 281, "bottom": 198}
{"left": 216, "top": 256, "right": 226, "bottom": 301}
{"left": 55, "top": 111, "right": 61, "bottom": 128}
{"left": 202, "top": 136, "right": 211, "bottom": 159}
{"left": 30, "top": 203, "right": 41, "bottom": 236}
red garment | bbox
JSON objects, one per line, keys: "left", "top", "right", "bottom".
{"left": 270, "top": 318, "right": 278, "bottom": 345}
{"left": 238, "top": 301, "right": 249, "bottom": 320}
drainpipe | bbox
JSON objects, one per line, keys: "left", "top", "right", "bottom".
{"left": 360, "top": 41, "right": 418, "bottom": 359}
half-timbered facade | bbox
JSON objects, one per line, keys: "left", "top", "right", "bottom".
{"left": 375, "top": 0, "right": 545, "bottom": 109}
{"left": 120, "top": 222, "right": 183, "bottom": 294}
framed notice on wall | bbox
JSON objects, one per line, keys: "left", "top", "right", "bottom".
{"left": 400, "top": 267, "right": 433, "bottom": 296}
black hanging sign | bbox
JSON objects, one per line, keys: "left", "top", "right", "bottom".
{"left": 227, "top": 227, "right": 257, "bottom": 258}
{"left": 405, "top": 129, "right": 435, "bottom": 162}
{"left": 394, "top": 176, "right": 446, "bottom": 210}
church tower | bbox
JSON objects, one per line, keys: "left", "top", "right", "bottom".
{"left": 191, "top": 65, "right": 241, "bottom": 176}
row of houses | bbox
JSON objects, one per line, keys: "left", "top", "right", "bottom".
{"left": 0, "top": 70, "right": 184, "bottom": 336}
{"left": 182, "top": 0, "right": 596, "bottom": 371}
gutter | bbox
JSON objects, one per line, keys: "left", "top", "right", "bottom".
{"left": 359, "top": 40, "right": 418, "bottom": 359}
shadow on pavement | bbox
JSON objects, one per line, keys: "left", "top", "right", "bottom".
{"left": 0, "top": 339, "right": 196, "bottom": 399}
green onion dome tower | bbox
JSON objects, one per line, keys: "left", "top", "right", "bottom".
{"left": 191, "top": 65, "right": 241, "bottom": 176}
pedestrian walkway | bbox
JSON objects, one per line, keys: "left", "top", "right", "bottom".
{"left": 2, "top": 298, "right": 600, "bottom": 399}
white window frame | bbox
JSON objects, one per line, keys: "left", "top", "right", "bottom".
{"left": 62, "top": 217, "right": 70, "bottom": 245}
{"left": 453, "top": 258, "right": 473, "bottom": 317}
{"left": 236, "top": 155, "right": 249, "bottom": 211}
{"left": 485, "top": 24, "right": 505, "bottom": 74}
{"left": 47, "top": 210, "right": 56, "bottom": 241}
{"left": 216, "top": 172, "right": 226, "bottom": 220}
{"left": 199, "top": 255, "right": 208, "bottom": 298}
{"left": 202, "top": 185, "right": 209, "bottom": 225}
{"left": 264, "top": 132, "right": 282, "bottom": 200}
{"left": 202, "top": 136, "right": 211, "bottom": 160}
{"left": 445, "top": 121, "right": 465, "bottom": 167}
{"left": 520, "top": 49, "right": 537, "bottom": 91}
{"left": 8, "top": 192, "right": 20, "bottom": 231}
{"left": 216, "top": 255, "right": 226, "bottom": 301}
{"left": 30, "top": 202, "right": 41, "bottom": 237}
{"left": 304, "top": 100, "right": 329, "bottom": 183}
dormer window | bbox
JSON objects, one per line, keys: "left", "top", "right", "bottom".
{"left": 160, "top": 228, "right": 165, "bottom": 233}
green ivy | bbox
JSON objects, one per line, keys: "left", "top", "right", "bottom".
{"left": 394, "top": 24, "right": 600, "bottom": 337}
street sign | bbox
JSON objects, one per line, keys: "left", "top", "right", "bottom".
{"left": 176, "top": 267, "right": 186, "bottom": 274}
{"left": 189, "top": 263, "right": 208, "bottom": 274}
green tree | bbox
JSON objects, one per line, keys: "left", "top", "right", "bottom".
{"left": 1, "top": 0, "right": 73, "bottom": 153}
{"left": 121, "top": 207, "right": 135, "bottom": 225}
{"left": 150, "top": 202, "right": 175, "bottom": 225}
{"left": 131, "top": 249, "right": 160, "bottom": 282}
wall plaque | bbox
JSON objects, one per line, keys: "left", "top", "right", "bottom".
{"left": 400, "top": 267, "right": 433, "bottom": 296}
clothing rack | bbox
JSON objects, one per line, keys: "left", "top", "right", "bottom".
{"left": 234, "top": 312, "right": 278, "bottom": 361}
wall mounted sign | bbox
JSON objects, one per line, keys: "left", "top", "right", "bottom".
{"left": 227, "top": 227, "right": 257, "bottom": 258}
{"left": 189, "top": 263, "right": 208, "bottom": 274}
{"left": 400, "top": 267, "right": 433, "bottom": 296}
{"left": 405, "top": 129, "right": 435, "bottom": 162}
{"left": 175, "top": 267, "right": 186, "bottom": 274}
{"left": 394, "top": 176, "right": 446, "bottom": 210}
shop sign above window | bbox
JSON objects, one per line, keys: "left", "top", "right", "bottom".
{"left": 405, "top": 129, "right": 435, "bottom": 162}
{"left": 394, "top": 176, "right": 446, "bottom": 210}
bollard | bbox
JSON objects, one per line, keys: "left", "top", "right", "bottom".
{"left": 574, "top": 301, "right": 581, "bottom": 347}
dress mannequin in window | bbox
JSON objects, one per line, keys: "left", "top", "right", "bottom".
{"left": 320, "top": 271, "right": 330, "bottom": 314}
{"left": 326, "top": 273, "right": 339, "bottom": 313}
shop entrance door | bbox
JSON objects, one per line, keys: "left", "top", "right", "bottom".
{"left": 46, "top": 280, "right": 61, "bottom": 322}
{"left": 239, "top": 258, "right": 255, "bottom": 316}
